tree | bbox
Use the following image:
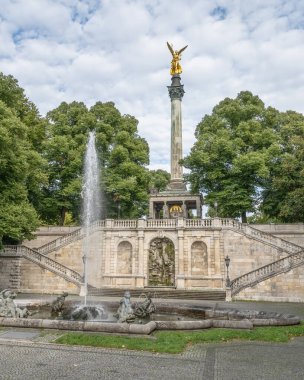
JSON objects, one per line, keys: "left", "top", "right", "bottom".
{"left": 0, "top": 73, "right": 47, "bottom": 243}
{"left": 148, "top": 169, "right": 170, "bottom": 192}
{"left": 95, "top": 104, "right": 150, "bottom": 219}
{"left": 261, "top": 111, "right": 304, "bottom": 222}
{"left": 0, "top": 101, "right": 40, "bottom": 244}
{"left": 42, "top": 101, "right": 150, "bottom": 224}
{"left": 183, "top": 91, "right": 279, "bottom": 222}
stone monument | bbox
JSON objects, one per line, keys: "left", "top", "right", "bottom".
{"left": 149, "top": 43, "right": 202, "bottom": 219}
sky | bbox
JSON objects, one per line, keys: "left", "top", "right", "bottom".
{"left": 1, "top": 0, "right": 304, "bottom": 172}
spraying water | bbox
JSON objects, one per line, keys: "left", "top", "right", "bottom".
{"left": 82, "top": 131, "right": 101, "bottom": 305}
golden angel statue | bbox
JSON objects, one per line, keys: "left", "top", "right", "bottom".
{"left": 167, "top": 42, "right": 188, "bottom": 75}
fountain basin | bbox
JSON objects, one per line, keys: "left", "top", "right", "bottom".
{"left": 0, "top": 300, "right": 300, "bottom": 335}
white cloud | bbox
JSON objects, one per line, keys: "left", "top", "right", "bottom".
{"left": 0, "top": 0, "right": 304, "bottom": 174}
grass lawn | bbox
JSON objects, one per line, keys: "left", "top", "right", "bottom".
{"left": 55, "top": 322, "right": 304, "bottom": 354}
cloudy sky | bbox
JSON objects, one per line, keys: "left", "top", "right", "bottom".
{"left": 1, "top": 0, "right": 304, "bottom": 171}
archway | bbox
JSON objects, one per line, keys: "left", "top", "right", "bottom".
{"left": 148, "top": 237, "right": 175, "bottom": 286}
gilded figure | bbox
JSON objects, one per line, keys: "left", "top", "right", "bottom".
{"left": 167, "top": 42, "right": 188, "bottom": 75}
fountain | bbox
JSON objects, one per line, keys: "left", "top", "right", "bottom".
{"left": 0, "top": 133, "right": 301, "bottom": 331}
{"left": 80, "top": 130, "right": 102, "bottom": 305}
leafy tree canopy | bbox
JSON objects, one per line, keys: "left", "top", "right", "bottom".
{"left": 183, "top": 91, "right": 280, "bottom": 222}
{"left": 42, "top": 101, "right": 150, "bottom": 224}
{"left": 261, "top": 111, "right": 304, "bottom": 222}
{"left": 148, "top": 169, "right": 170, "bottom": 192}
{"left": 0, "top": 73, "right": 48, "bottom": 243}
{"left": 0, "top": 100, "right": 40, "bottom": 244}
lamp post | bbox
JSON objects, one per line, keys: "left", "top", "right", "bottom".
{"left": 225, "top": 255, "right": 231, "bottom": 287}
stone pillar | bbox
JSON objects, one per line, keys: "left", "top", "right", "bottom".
{"left": 182, "top": 201, "right": 187, "bottom": 218}
{"left": 137, "top": 231, "right": 145, "bottom": 287}
{"left": 197, "top": 200, "right": 202, "bottom": 218}
{"left": 163, "top": 201, "right": 168, "bottom": 218}
{"left": 168, "top": 75, "right": 185, "bottom": 184}
{"left": 149, "top": 200, "right": 154, "bottom": 219}
{"left": 176, "top": 218, "right": 185, "bottom": 288}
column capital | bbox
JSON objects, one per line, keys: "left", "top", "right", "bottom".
{"left": 168, "top": 85, "right": 185, "bottom": 100}
{"left": 167, "top": 74, "right": 185, "bottom": 101}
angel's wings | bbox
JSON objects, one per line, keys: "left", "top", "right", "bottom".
{"left": 178, "top": 45, "right": 188, "bottom": 55}
{"left": 167, "top": 42, "right": 174, "bottom": 56}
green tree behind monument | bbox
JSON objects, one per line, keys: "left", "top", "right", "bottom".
{"left": 183, "top": 91, "right": 280, "bottom": 222}
{"left": 261, "top": 111, "right": 304, "bottom": 222}
{"left": 42, "top": 101, "right": 150, "bottom": 224}
{"left": 0, "top": 73, "right": 47, "bottom": 244}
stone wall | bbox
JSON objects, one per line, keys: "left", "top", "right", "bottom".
{"left": 23, "top": 226, "right": 80, "bottom": 249}
{"left": 253, "top": 224, "right": 304, "bottom": 246}
{"left": 236, "top": 265, "right": 304, "bottom": 302}
{"left": 3, "top": 219, "right": 303, "bottom": 301}
{"left": 222, "top": 229, "right": 286, "bottom": 279}
{"left": 19, "top": 258, "right": 78, "bottom": 294}
{"left": 0, "top": 256, "right": 21, "bottom": 290}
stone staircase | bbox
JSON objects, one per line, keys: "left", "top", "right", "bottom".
{"left": 2, "top": 218, "right": 304, "bottom": 298}
{"left": 1, "top": 245, "right": 83, "bottom": 286}
{"left": 230, "top": 248, "right": 304, "bottom": 296}
{"left": 88, "top": 287, "right": 226, "bottom": 300}
{"left": 218, "top": 218, "right": 303, "bottom": 255}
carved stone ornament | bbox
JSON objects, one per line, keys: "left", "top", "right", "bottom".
{"left": 168, "top": 85, "right": 185, "bottom": 100}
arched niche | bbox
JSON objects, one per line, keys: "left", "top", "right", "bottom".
{"left": 191, "top": 241, "right": 208, "bottom": 275}
{"left": 148, "top": 237, "right": 175, "bottom": 286}
{"left": 117, "top": 241, "right": 132, "bottom": 274}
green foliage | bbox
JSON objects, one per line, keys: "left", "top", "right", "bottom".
{"left": 183, "top": 91, "right": 280, "bottom": 222}
{"left": 42, "top": 101, "right": 150, "bottom": 224}
{"left": 148, "top": 169, "right": 170, "bottom": 192}
{"left": 55, "top": 323, "right": 304, "bottom": 354}
{"left": 0, "top": 100, "right": 40, "bottom": 243}
{"left": 261, "top": 111, "right": 304, "bottom": 222}
{"left": 0, "top": 73, "right": 48, "bottom": 242}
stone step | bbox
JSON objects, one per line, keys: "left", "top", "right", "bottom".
{"left": 88, "top": 287, "right": 226, "bottom": 300}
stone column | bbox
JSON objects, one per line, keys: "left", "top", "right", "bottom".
{"left": 168, "top": 75, "right": 185, "bottom": 185}
{"left": 176, "top": 218, "right": 185, "bottom": 288}
{"left": 163, "top": 201, "right": 168, "bottom": 218}
{"left": 137, "top": 218, "right": 145, "bottom": 287}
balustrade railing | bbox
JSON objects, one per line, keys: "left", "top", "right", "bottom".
{"left": 146, "top": 219, "right": 177, "bottom": 228}
{"left": 241, "top": 225, "right": 301, "bottom": 253}
{"left": 113, "top": 220, "right": 137, "bottom": 228}
{"left": 25, "top": 217, "right": 304, "bottom": 260}
{"left": 186, "top": 219, "right": 214, "bottom": 227}
{"left": 1, "top": 245, "right": 83, "bottom": 284}
{"left": 230, "top": 249, "right": 304, "bottom": 295}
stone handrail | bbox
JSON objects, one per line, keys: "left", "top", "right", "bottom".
{"left": 186, "top": 219, "right": 214, "bottom": 227}
{"left": 112, "top": 220, "right": 137, "bottom": 228}
{"left": 230, "top": 249, "right": 304, "bottom": 296}
{"left": 34, "top": 217, "right": 302, "bottom": 258}
{"left": 37, "top": 220, "right": 106, "bottom": 255}
{"left": 217, "top": 219, "right": 302, "bottom": 254}
{"left": 37, "top": 228, "right": 83, "bottom": 255}
{"left": 1, "top": 245, "right": 83, "bottom": 285}
{"left": 146, "top": 219, "right": 177, "bottom": 228}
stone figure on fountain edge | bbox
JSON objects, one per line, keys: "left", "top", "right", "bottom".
{"left": 0, "top": 289, "right": 29, "bottom": 318}
{"left": 114, "top": 291, "right": 135, "bottom": 323}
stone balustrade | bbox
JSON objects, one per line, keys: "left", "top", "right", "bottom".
{"left": 230, "top": 249, "right": 304, "bottom": 295}
{"left": 29, "top": 217, "right": 304, "bottom": 258}
{"left": 0, "top": 245, "right": 83, "bottom": 285}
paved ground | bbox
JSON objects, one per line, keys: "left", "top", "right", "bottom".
{"left": 0, "top": 334, "right": 303, "bottom": 380}
{"left": 0, "top": 295, "right": 302, "bottom": 380}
